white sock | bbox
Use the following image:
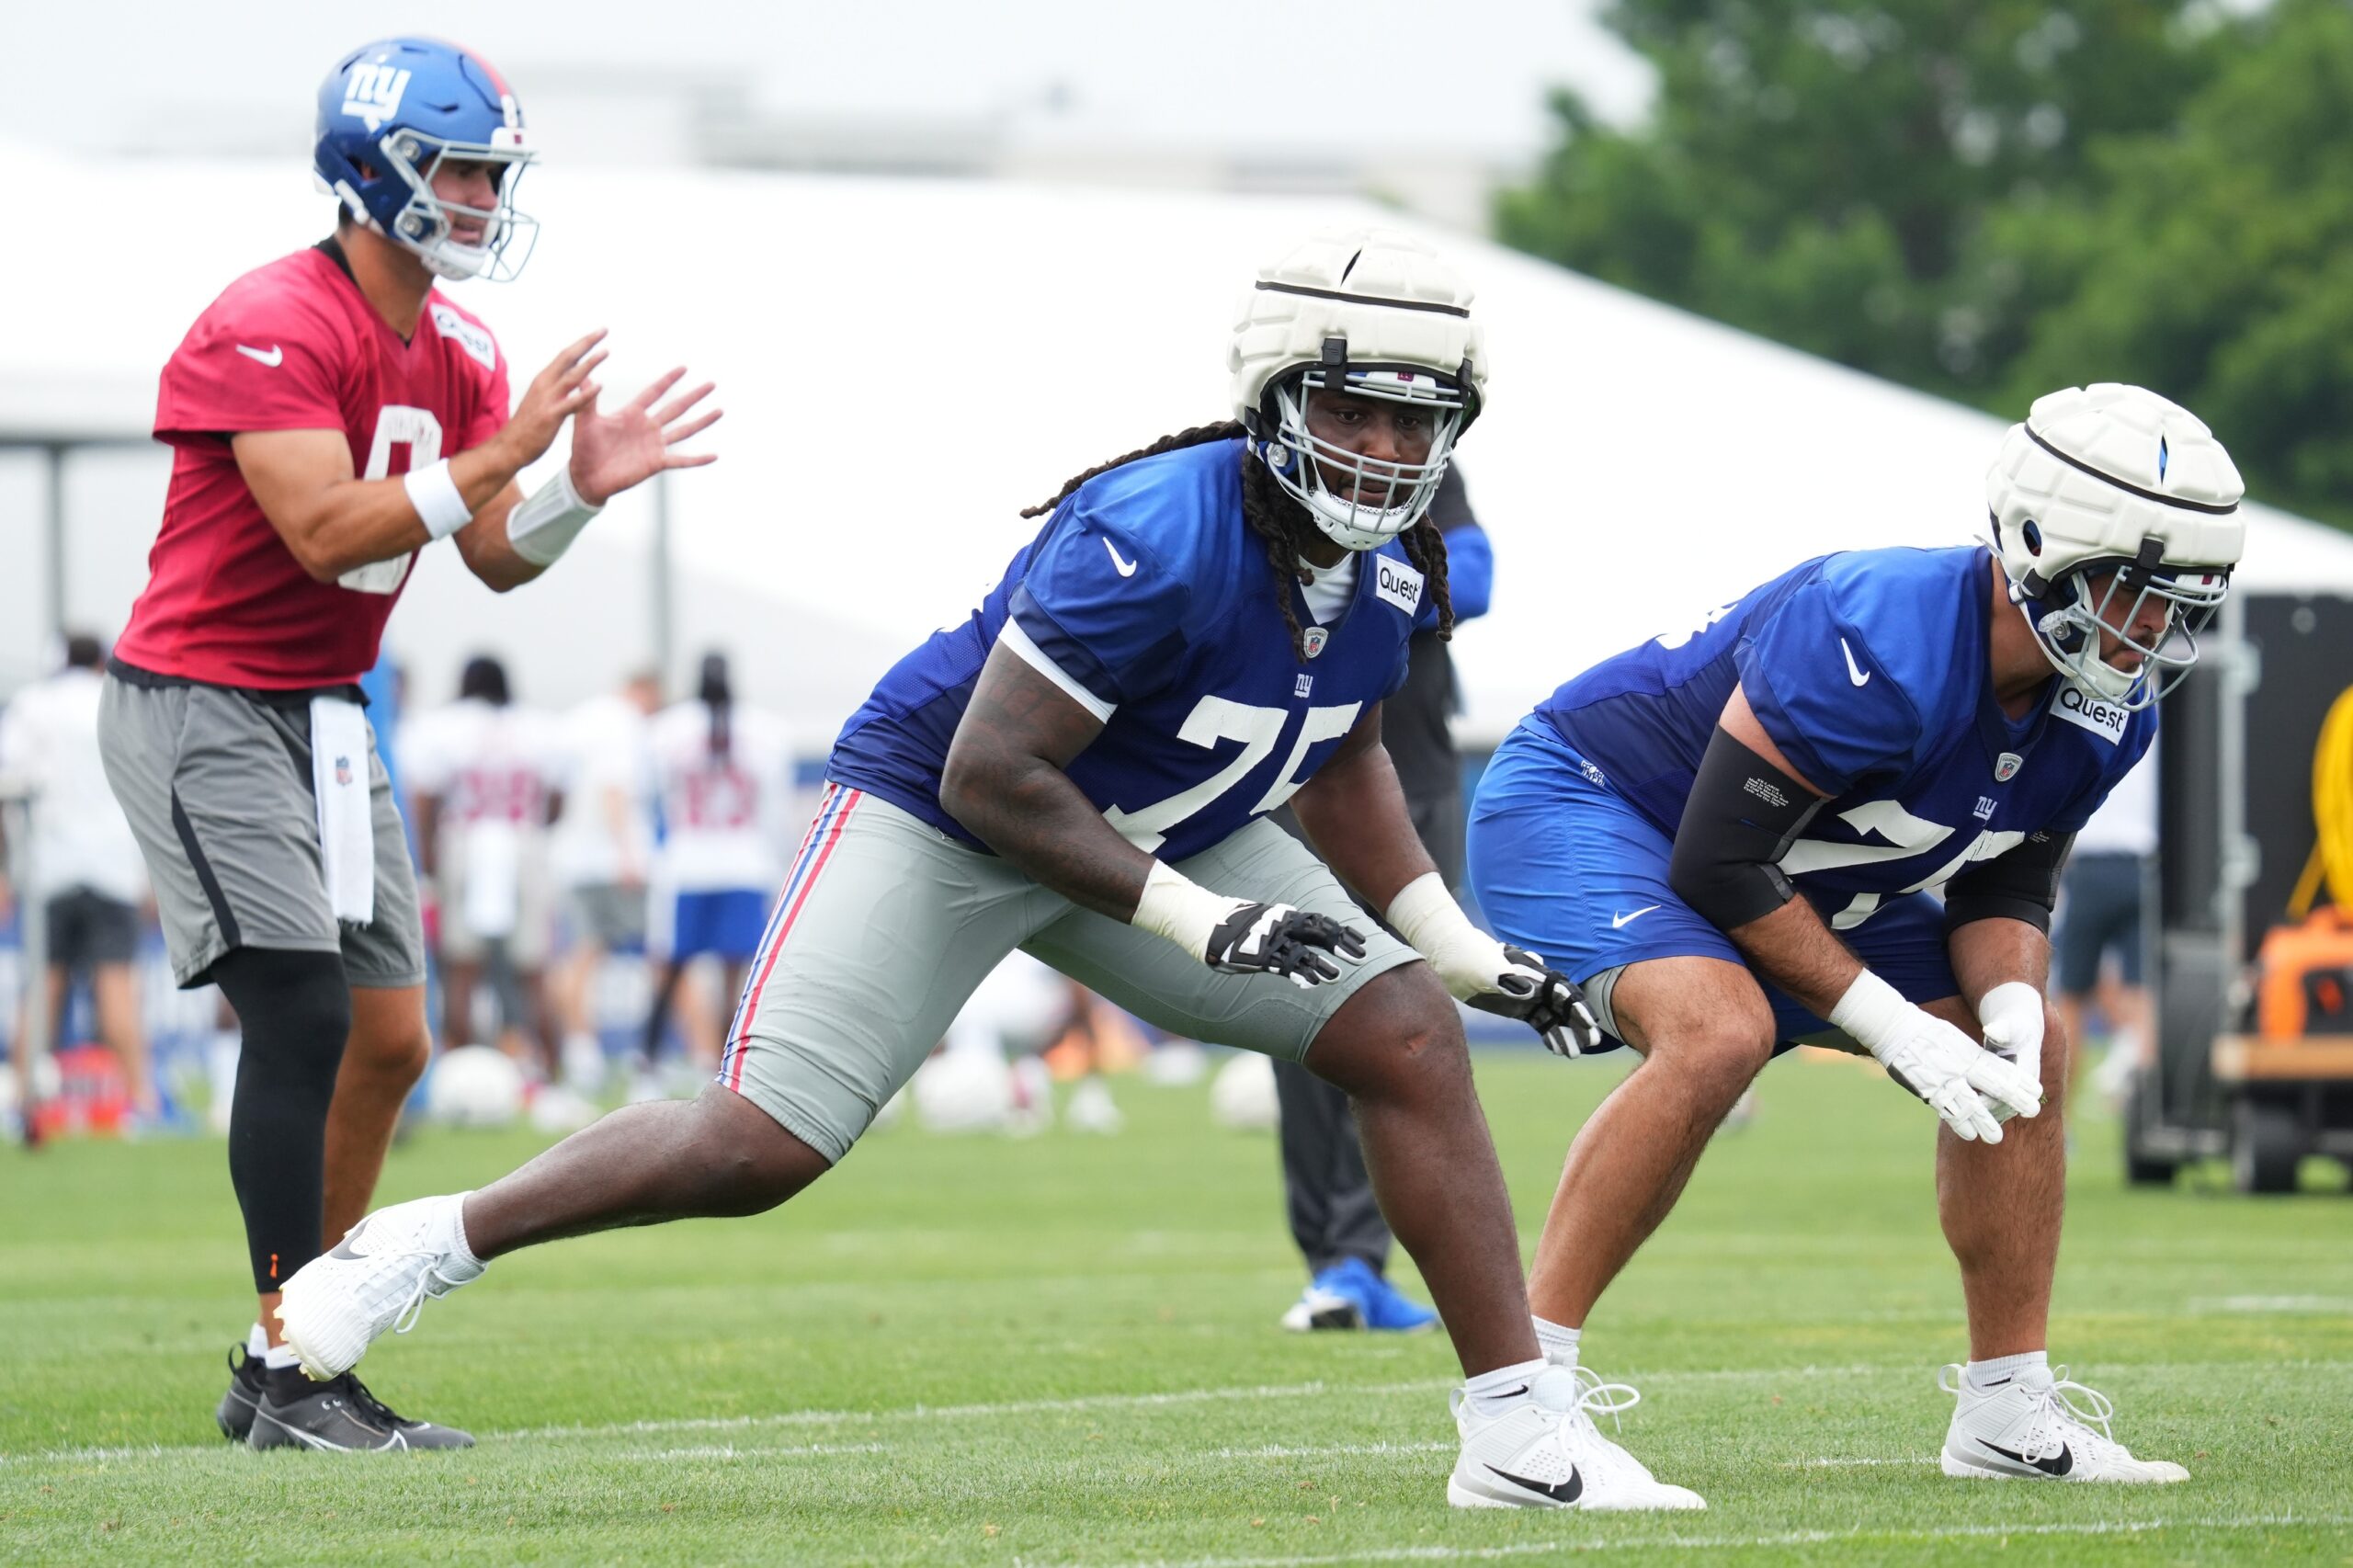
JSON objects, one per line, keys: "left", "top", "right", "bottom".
{"left": 1532, "top": 1315, "right": 1581, "bottom": 1368}
{"left": 1965, "top": 1349, "right": 2047, "bottom": 1392}
{"left": 443, "top": 1191, "right": 485, "bottom": 1273}
{"left": 1462, "top": 1357, "right": 1548, "bottom": 1418}
{"left": 262, "top": 1342, "right": 302, "bottom": 1371}
{"left": 246, "top": 1322, "right": 269, "bottom": 1358}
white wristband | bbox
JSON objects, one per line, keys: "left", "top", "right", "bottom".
{"left": 506, "top": 466, "right": 604, "bottom": 567}
{"left": 1827, "top": 969, "right": 1909, "bottom": 1053}
{"left": 1131, "top": 861, "right": 1239, "bottom": 962}
{"left": 402, "top": 459, "right": 473, "bottom": 540}
{"left": 1384, "top": 870, "right": 1478, "bottom": 956}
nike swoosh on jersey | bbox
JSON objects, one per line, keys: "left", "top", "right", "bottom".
{"left": 1839, "top": 637, "right": 1870, "bottom": 687}
{"left": 1610, "top": 905, "right": 1662, "bottom": 929}
{"left": 1977, "top": 1437, "right": 2074, "bottom": 1476}
{"left": 236, "top": 344, "right": 285, "bottom": 367}
{"left": 1483, "top": 1462, "right": 1584, "bottom": 1504}
{"left": 1102, "top": 537, "right": 1139, "bottom": 577}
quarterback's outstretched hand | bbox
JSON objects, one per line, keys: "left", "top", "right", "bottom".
{"left": 1831, "top": 972, "right": 2041, "bottom": 1142}
{"left": 568, "top": 366, "right": 723, "bottom": 506}
{"left": 1463, "top": 946, "right": 1605, "bottom": 1058}
{"left": 1976, "top": 981, "right": 2049, "bottom": 1124}
{"left": 1204, "top": 902, "right": 1369, "bottom": 989}
{"left": 499, "top": 329, "right": 609, "bottom": 472}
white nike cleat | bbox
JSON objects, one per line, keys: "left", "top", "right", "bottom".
{"left": 276, "top": 1194, "right": 485, "bottom": 1381}
{"left": 1939, "top": 1362, "right": 2188, "bottom": 1483}
{"left": 1449, "top": 1364, "right": 1706, "bottom": 1510}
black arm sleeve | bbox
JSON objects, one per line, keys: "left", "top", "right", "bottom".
{"left": 1667, "top": 726, "right": 1827, "bottom": 933}
{"left": 1942, "top": 829, "right": 2075, "bottom": 937}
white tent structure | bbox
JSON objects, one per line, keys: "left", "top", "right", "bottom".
{"left": 6, "top": 139, "right": 2352, "bottom": 745}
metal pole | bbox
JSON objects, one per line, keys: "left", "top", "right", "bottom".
{"left": 3, "top": 790, "right": 49, "bottom": 1104}
{"left": 652, "top": 469, "right": 676, "bottom": 697}
{"left": 43, "top": 443, "right": 67, "bottom": 655}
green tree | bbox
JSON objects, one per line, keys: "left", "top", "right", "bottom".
{"left": 1497, "top": 1, "right": 2229, "bottom": 394}
{"left": 1998, "top": 0, "right": 2353, "bottom": 526}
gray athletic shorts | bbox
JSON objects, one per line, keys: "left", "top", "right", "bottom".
{"left": 566, "top": 881, "right": 649, "bottom": 949}
{"left": 717, "top": 784, "right": 1421, "bottom": 1164}
{"left": 97, "top": 670, "right": 425, "bottom": 990}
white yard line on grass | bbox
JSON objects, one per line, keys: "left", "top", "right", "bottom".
{"left": 1211, "top": 1442, "right": 1455, "bottom": 1460}
{"left": 2186, "top": 1294, "right": 2353, "bottom": 1314}
{"left": 620, "top": 1442, "right": 888, "bottom": 1461}
{"left": 16, "top": 1357, "right": 2350, "bottom": 1464}
{"left": 1779, "top": 1455, "right": 1937, "bottom": 1468}
{"left": 1044, "top": 1514, "right": 2353, "bottom": 1568}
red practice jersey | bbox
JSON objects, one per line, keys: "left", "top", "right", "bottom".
{"left": 117, "top": 244, "right": 511, "bottom": 688}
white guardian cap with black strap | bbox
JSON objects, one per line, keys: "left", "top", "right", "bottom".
{"left": 1230, "top": 229, "right": 1486, "bottom": 551}
{"left": 1984, "top": 383, "right": 2245, "bottom": 711}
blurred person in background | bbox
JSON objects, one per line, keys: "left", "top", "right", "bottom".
{"left": 549, "top": 669, "right": 661, "bottom": 1092}
{"left": 0, "top": 634, "right": 158, "bottom": 1141}
{"left": 403, "top": 655, "right": 565, "bottom": 1085}
{"left": 640, "top": 653, "right": 792, "bottom": 1083}
{"left": 1269, "top": 463, "right": 1491, "bottom": 1336}
{"left": 92, "top": 35, "right": 718, "bottom": 1453}
{"left": 2052, "top": 742, "right": 2156, "bottom": 1106}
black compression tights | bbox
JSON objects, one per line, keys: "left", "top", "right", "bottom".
{"left": 209, "top": 948, "right": 353, "bottom": 1293}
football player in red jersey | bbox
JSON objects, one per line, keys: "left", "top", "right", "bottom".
{"left": 97, "top": 37, "right": 719, "bottom": 1452}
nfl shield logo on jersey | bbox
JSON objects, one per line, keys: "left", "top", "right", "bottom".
{"left": 1302, "top": 626, "right": 1329, "bottom": 659}
{"left": 1995, "top": 752, "right": 2023, "bottom": 781}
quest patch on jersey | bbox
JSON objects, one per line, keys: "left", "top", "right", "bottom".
{"left": 430, "top": 303, "right": 498, "bottom": 371}
{"left": 2050, "top": 681, "right": 2130, "bottom": 744}
{"left": 1373, "top": 558, "right": 1425, "bottom": 618}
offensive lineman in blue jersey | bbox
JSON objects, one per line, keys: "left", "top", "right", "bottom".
{"left": 1468, "top": 385, "right": 2245, "bottom": 1496}
{"left": 273, "top": 231, "right": 1699, "bottom": 1512}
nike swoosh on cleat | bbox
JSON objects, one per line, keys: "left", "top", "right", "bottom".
{"left": 1483, "top": 1463, "right": 1583, "bottom": 1504}
{"left": 1977, "top": 1438, "right": 2073, "bottom": 1476}
{"left": 327, "top": 1233, "right": 369, "bottom": 1260}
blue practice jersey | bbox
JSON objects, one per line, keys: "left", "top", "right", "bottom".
{"left": 1532, "top": 545, "right": 2154, "bottom": 931}
{"left": 829, "top": 439, "right": 1422, "bottom": 861}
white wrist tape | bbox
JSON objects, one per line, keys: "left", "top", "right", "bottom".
{"left": 506, "top": 466, "right": 603, "bottom": 567}
{"left": 1385, "top": 870, "right": 1479, "bottom": 956}
{"left": 402, "top": 459, "right": 473, "bottom": 541}
{"left": 1131, "top": 861, "right": 1240, "bottom": 962}
{"left": 1828, "top": 970, "right": 1910, "bottom": 1054}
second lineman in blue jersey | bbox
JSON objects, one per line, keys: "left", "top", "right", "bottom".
{"left": 1466, "top": 384, "right": 2246, "bottom": 1492}
{"left": 274, "top": 231, "right": 1710, "bottom": 1514}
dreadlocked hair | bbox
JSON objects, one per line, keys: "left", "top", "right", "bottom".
{"left": 1019, "top": 420, "right": 1454, "bottom": 664}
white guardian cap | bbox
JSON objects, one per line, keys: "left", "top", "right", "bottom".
{"left": 1984, "top": 383, "right": 2245, "bottom": 710}
{"left": 1230, "top": 229, "right": 1486, "bottom": 551}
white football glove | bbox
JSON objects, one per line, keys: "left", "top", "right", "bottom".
{"left": 1976, "top": 981, "right": 2049, "bottom": 1124}
{"left": 1830, "top": 971, "right": 2042, "bottom": 1142}
{"left": 1385, "top": 873, "right": 1604, "bottom": 1056}
{"left": 1130, "top": 862, "right": 1366, "bottom": 990}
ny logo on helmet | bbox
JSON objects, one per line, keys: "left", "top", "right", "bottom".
{"left": 343, "top": 63, "right": 412, "bottom": 131}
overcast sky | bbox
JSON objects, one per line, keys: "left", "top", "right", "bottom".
{"left": 3, "top": 1, "right": 1652, "bottom": 163}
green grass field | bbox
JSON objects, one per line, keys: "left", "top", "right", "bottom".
{"left": 4, "top": 1051, "right": 2350, "bottom": 1565}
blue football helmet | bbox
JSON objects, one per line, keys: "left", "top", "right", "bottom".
{"left": 313, "top": 38, "right": 537, "bottom": 282}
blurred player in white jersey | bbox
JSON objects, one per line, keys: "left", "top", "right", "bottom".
{"left": 642, "top": 653, "right": 792, "bottom": 1073}
{"left": 404, "top": 656, "right": 565, "bottom": 1077}
{"left": 0, "top": 635, "right": 157, "bottom": 1137}
{"left": 549, "top": 670, "right": 660, "bottom": 1089}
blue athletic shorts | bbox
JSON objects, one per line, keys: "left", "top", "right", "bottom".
{"left": 666, "top": 888, "right": 771, "bottom": 962}
{"left": 1466, "top": 721, "right": 1962, "bottom": 1054}
{"left": 2052, "top": 851, "right": 2147, "bottom": 995}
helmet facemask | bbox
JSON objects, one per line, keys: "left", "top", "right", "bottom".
{"left": 360, "top": 130, "right": 537, "bottom": 282}
{"left": 1255, "top": 365, "right": 1468, "bottom": 552}
{"left": 2014, "top": 533, "right": 2230, "bottom": 710}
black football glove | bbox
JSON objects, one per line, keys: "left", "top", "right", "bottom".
{"left": 1462, "top": 946, "right": 1604, "bottom": 1057}
{"left": 1204, "top": 902, "right": 1369, "bottom": 989}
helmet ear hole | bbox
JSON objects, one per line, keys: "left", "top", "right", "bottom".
{"left": 2021, "top": 519, "right": 2043, "bottom": 556}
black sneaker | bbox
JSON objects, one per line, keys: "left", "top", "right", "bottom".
{"left": 247, "top": 1368, "right": 473, "bottom": 1451}
{"left": 216, "top": 1345, "right": 267, "bottom": 1442}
